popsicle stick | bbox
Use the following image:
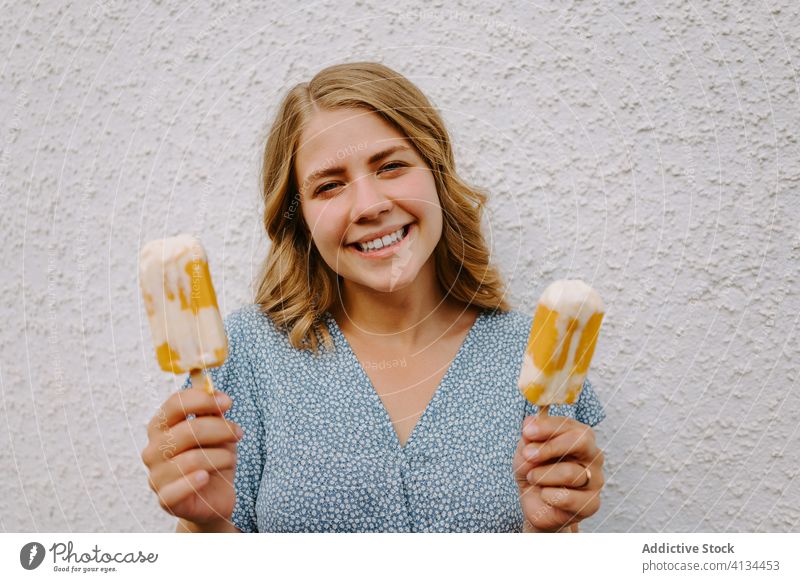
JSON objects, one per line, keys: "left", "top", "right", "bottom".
{"left": 190, "top": 369, "right": 215, "bottom": 396}
{"left": 538, "top": 404, "right": 550, "bottom": 418}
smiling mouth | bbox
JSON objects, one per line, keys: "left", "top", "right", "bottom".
{"left": 347, "top": 223, "right": 413, "bottom": 255}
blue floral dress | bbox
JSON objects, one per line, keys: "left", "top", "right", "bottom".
{"left": 180, "top": 304, "right": 606, "bottom": 532}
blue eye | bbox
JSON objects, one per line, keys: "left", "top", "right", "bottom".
{"left": 314, "top": 182, "right": 341, "bottom": 196}
{"left": 319, "top": 183, "right": 337, "bottom": 192}
{"left": 379, "top": 162, "right": 406, "bottom": 173}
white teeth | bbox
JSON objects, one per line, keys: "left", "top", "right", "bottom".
{"left": 356, "top": 226, "right": 406, "bottom": 252}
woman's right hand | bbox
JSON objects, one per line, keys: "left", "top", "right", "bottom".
{"left": 141, "top": 386, "right": 243, "bottom": 526}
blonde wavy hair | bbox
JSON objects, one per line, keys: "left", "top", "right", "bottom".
{"left": 254, "top": 61, "right": 510, "bottom": 354}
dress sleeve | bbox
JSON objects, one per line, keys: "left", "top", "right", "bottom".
{"left": 573, "top": 377, "right": 606, "bottom": 428}
{"left": 179, "top": 310, "right": 266, "bottom": 533}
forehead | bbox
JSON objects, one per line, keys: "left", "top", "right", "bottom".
{"left": 295, "top": 108, "right": 407, "bottom": 174}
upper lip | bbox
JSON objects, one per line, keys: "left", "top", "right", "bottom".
{"left": 348, "top": 223, "right": 411, "bottom": 245}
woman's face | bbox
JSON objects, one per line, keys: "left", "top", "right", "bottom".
{"left": 295, "top": 107, "right": 442, "bottom": 294}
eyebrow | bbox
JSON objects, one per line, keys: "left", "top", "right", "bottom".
{"left": 302, "top": 144, "right": 412, "bottom": 189}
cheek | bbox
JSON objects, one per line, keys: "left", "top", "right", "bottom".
{"left": 398, "top": 171, "right": 441, "bottom": 217}
{"left": 404, "top": 170, "right": 438, "bottom": 199}
{"left": 303, "top": 203, "right": 349, "bottom": 253}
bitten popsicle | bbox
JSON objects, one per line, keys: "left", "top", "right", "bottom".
{"left": 139, "top": 235, "right": 227, "bottom": 395}
{"left": 517, "top": 279, "right": 605, "bottom": 417}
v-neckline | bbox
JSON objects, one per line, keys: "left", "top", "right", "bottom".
{"left": 324, "top": 308, "right": 485, "bottom": 453}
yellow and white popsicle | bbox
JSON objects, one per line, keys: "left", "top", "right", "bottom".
{"left": 518, "top": 279, "right": 605, "bottom": 416}
{"left": 139, "top": 235, "right": 227, "bottom": 395}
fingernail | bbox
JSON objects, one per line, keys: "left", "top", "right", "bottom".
{"left": 235, "top": 426, "right": 244, "bottom": 439}
{"left": 215, "top": 394, "right": 231, "bottom": 407}
{"left": 524, "top": 446, "right": 539, "bottom": 460}
{"left": 524, "top": 424, "right": 539, "bottom": 438}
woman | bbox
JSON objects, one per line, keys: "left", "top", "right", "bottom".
{"left": 141, "top": 62, "right": 606, "bottom": 533}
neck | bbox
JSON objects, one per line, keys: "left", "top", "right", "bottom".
{"left": 331, "top": 257, "right": 461, "bottom": 346}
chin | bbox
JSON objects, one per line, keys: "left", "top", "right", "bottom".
{"left": 364, "top": 276, "right": 415, "bottom": 294}
{"left": 345, "top": 268, "right": 419, "bottom": 294}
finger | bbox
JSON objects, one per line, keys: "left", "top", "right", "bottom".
{"left": 514, "top": 441, "right": 566, "bottom": 484}
{"left": 519, "top": 484, "right": 580, "bottom": 531}
{"left": 155, "top": 470, "right": 211, "bottom": 515}
{"left": 166, "top": 416, "right": 242, "bottom": 457}
{"left": 144, "top": 416, "right": 242, "bottom": 466}
{"left": 526, "top": 461, "right": 590, "bottom": 488}
{"left": 522, "top": 415, "right": 590, "bottom": 443}
{"left": 147, "top": 389, "right": 232, "bottom": 441}
{"left": 149, "top": 446, "right": 237, "bottom": 490}
{"left": 513, "top": 434, "right": 539, "bottom": 481}
{"left": 516, "top": 418, "right": 564, "bottom": 479}
{"left": 522, "top": 426, "right": 598, "bottom": 466}
{"left": 539, "top": 486, "right": 601, "bottom": 519}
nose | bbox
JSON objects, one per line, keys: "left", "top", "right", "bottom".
{"left": 349, "top": 172, "right": 392, "bottom": 223}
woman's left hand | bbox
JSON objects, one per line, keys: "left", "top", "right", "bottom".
{"left": 512, "top": 414, "right": 605, "bottom": 532}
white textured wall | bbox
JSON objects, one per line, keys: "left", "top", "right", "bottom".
{"left": 2, "top": 0, "right": 798, "bottom": 532}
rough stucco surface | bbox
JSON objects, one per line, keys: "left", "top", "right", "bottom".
{"left": 1, "top": 1, "right": 798, "bottom": 533}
